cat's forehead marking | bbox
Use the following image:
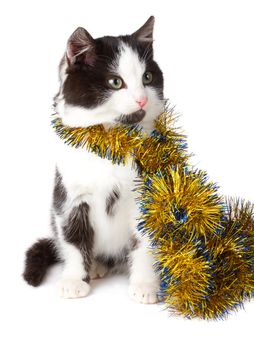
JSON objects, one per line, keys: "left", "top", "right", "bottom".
{"left": 116, "top": 43, "right": 146, "bottom": 83}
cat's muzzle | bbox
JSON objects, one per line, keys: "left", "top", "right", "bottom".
{"left": 116, "top": 110, "right": 146, "bottom": 125}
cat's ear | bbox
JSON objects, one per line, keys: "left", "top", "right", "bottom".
{"left": 66, "top": 27, "right": 96, "bottom": 66}
{"left": 132, "top": 16, "right": 155, "bottom": 43}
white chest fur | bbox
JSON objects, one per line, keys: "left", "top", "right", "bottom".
{"left": 54, "top": 135, "right": 139, "bottom": 257}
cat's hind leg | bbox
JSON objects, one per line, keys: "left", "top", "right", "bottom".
{"left": 90, "top": 260, "right": 108, "bottom": 279}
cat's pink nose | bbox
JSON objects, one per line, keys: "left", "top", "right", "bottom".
{"left": 136, "top": 96, "right": 148, "bottom": 109}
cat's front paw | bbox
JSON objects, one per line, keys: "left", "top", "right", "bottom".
{"left": 57, "top": 279, "right": 90, "bottom": 299}
{"left": 128, "top": 283, "right": 158, "bottom": 304}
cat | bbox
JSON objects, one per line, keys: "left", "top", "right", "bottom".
{"left": 23, "top": 16, "right": 165, "bottom": 303}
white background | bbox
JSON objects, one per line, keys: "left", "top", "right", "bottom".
{"left": 1, "top": 1, "right": 254, "bottom": 349}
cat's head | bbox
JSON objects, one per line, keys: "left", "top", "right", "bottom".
{"left": 55, "top": 16, "right": 164, "bottom": 130}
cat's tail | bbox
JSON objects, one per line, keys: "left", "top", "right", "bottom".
{"left": 23, "top": 238, "right": 60, "bottom": 287}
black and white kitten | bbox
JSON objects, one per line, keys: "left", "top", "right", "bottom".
{"left": 24, "top": 16, "right": 164, "bottom": 303}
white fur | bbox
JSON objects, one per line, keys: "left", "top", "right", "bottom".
{"left": 57, "top": 279, "right": 90, "bottom": 298}
{"left": 128, "top": 235, "right": 159, "bottom": 304}
{"left": 55, "top": 141, "right": 138, "bottom": 258}
{"left": 54, "top": 42, "right": 164, "bottom": 302}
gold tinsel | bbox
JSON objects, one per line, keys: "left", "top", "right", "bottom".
{"left": 52, "top": 110, "right": 254, "bottom": 320}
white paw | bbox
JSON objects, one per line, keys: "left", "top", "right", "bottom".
{"left": 90, "top": 262, "right": 108, "bottom": 279}
{"left": 57, "top": 279, "right": 90, "bottom": 299}
{"left": 128, "top": 283, "right": 158, "bottom": 304}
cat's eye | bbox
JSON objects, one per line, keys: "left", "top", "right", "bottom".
{"left": 107, "top": 76, "right": 123, "bottom": 90}
{"left": 143, "top": 72, "right": 153, "bottom": 85}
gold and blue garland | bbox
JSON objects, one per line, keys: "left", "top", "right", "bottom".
{"left": 52, "top": 109, "right": 254, "bottom": 320}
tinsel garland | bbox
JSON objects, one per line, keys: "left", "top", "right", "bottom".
{"left": 52, "top": 110, "right": 254, "bottom": 320}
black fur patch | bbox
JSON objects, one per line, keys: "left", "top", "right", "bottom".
{"left": 96, "top": 255, "right": 116, "bottom": 269}
{"left": 82, "top": 275, "right": 91, "bottom": 284}
{"left": 53, "top": 168, "right": 67, "bottom": 214}
{"left": 130, "top": 236, "right": 140, "bottom": 250}
{"left": 116, "top": 110, "right": 146, "bottom": 125}
{"left": 106, "top": 187, "right": 120, "bottom": 216}
{"left": 96, "top": 237, "right": 139, "bottom": 269}
{"left": 63, "top": 37, "right": 121, "bottom": 108}
{"left": 96, "top": 251, "right": 128, "bottom": 269}
{"left": 63, "top": 202, "right": 94, "bottom": 273}
{"left": 23, "top": 238, "right": 60, "bottom": 287}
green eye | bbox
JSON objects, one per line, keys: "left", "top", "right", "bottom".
{"left": 107, "top": 76, "right": 123, "bottom": 90}
{"left": 143, "top": 71, "right": 153, "bottom": 85}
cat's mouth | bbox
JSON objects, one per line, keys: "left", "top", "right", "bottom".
{"left": 115, "top": 110, "right": 146, "bottom": 125}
